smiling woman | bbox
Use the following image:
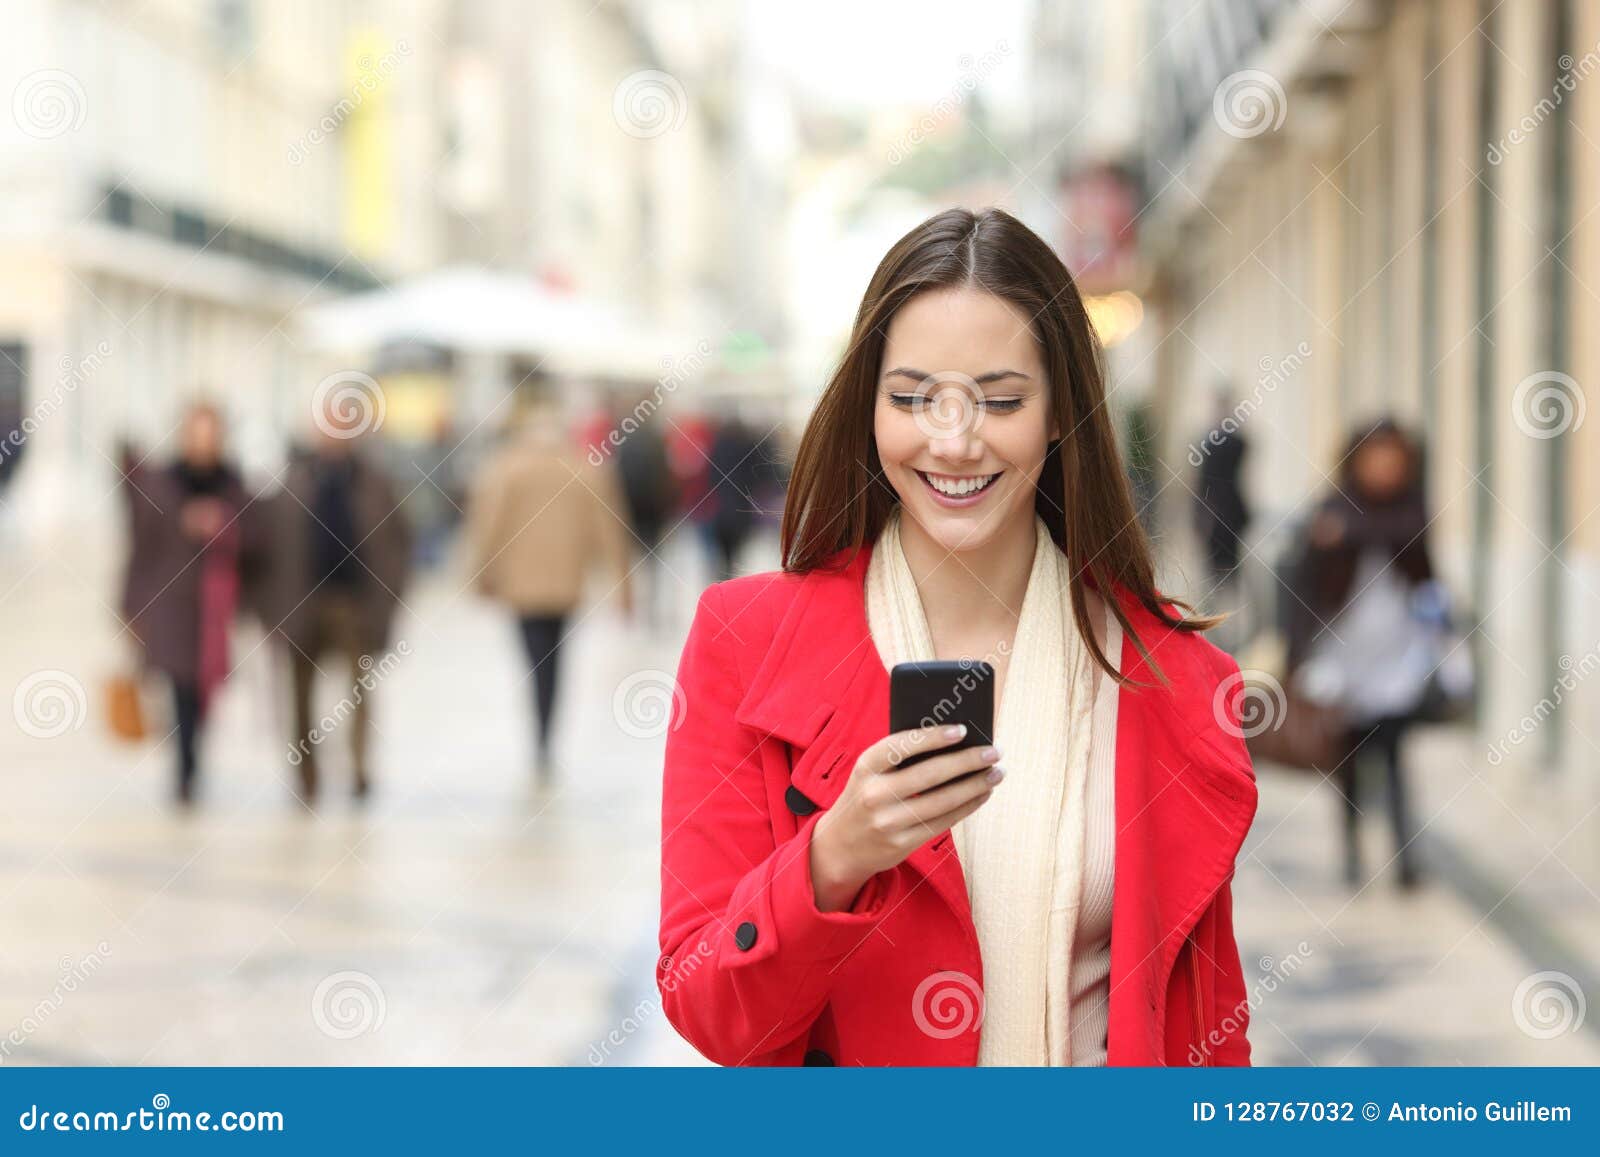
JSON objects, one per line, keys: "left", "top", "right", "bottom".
{"left": 657, "top": 206, "right": 1258, "bottom": 1069}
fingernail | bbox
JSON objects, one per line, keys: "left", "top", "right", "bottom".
{"left": 985, "top": 766, "right": 1005, "bottom": 784}
{"left": 979, "top": 746, "right": 1000, "bottom": 762}
{"left": 945, "top": 724, "right": 966, "bottom": 740}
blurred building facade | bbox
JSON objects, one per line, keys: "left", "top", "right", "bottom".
{"left": 0, "top": 0, "right": 770, "bottom": 545}
{"left": 0, "top": 0, "right": 450, "bottom": 536}
{"left": 1132, "top": 0, "right": 1600, "bottom": 783}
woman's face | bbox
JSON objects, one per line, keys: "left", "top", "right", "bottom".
{"left": 873, "top": 285, "right": 1060, "bottom": 555}
{"left": 1353, "top": 436, "right": 1410, "bottom": 500}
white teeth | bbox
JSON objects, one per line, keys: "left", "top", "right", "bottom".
{"left": 924, "top": 472, "right": 996, "bottom": 496}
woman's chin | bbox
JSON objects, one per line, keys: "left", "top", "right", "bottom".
{"left": 900, "top": 496, "right": 1018, "bottom": 554}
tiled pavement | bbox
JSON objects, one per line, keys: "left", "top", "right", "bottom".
{"left": 1, "top": 525, "right": 1595, "bottom": 1066}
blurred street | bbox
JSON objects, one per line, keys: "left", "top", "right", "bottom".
{"left": 3, "top": 0, "right": 1600, "bottom": 1072}
{"left": 3, "top": 521, "right": 1598, "bottom": 1065}
{"left": 0, "top": 527, "right": 726, "bottom": 1066}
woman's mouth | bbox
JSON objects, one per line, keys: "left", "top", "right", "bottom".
{"left": 916, "top": 469, "right": 1003, "bottom": 507}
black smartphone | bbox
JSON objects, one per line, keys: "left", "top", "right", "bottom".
{"left": 888, "top": 660, "right": 996, "bottom": 779}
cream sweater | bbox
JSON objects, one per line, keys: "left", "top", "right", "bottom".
{"left": 866, "top": 508, "right": 1120, "bottom": 1066}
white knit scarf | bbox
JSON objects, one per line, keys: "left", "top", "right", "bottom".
{"left": 865, "top": 505, "right": 1097, "bottom": 1065}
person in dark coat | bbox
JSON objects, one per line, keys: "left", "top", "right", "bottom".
{"left": 1284, "top": 418, "right": 1435, "bottom": 890}
{"left": 704, "top": 412, "right": 777, "bottom": 583}
{"left": 248, "top": 401, "right": 411, "bottom": 804}
{"left": 611, "top": 392, "right": 678, "bottom": 628}
{"left": 118, "top": 402, "right": 252, "bottom": 805}
{"left": 1192, "top": 385, "right": 1251, "bottom": 599}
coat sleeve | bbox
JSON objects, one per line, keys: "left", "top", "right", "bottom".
{"left": 1208, "top": 878, "right": 1252, "bottom": 1066}
{"left": 658, "top": 584, "right": 906, "bottom": 1066}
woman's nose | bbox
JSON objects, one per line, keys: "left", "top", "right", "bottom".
{"left": 928, "top": 429, "right": 984, "bottom": 463}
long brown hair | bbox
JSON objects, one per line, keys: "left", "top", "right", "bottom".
{"left": 779, "top": 206, "right": 1215, "bottom": 684}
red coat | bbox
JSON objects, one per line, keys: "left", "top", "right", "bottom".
{"left": 657, "top": 542, "right": 1259, "bottom": 1066}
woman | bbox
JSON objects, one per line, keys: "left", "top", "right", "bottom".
{"left": 1285, "top": 419, "right": 1436, "bottom": 891}
{"left": 119, "top": 402, "right": 250, "bottom": 806}
{"left": 656, "top": 208, "right": 1258, "bottom": 1067}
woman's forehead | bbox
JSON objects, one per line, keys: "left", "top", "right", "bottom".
{"left": 882, "top": 288, "right": 1040, "bottom": 370}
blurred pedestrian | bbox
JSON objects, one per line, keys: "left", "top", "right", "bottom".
{"left": 117, "top": 402, "right": 252, "bottom": 806}
{"left": 463, "top": 395, "right": 633, "bottom": 783}
{"left": 249, "top": 396, "right": 411, "bottom": 804}
{"left": 703, "top": 411, "right": 771, "bottom": 582}
{"left": 1192, "top": 384, "right": 1251, "bottom": 601}
{"left": 610, "top": 392, "right": 678, "bottom": 628}
{"left": 1285, "top": 418, "right": 1435, "bottom": 891}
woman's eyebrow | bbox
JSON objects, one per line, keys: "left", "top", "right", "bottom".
{"left": 881, "top": 367, "right": 1032, "bottom": 385}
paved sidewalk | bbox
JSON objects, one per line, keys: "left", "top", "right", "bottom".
{"left": 3, "top": 524, "right": 1594, "bottom": 1067}
{"left": 1235, "top": 726, "right": 1600, "bottom": 1065}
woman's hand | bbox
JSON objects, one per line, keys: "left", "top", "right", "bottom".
{"left": 809, "top": 723, "right": 1004, "bottom": 912}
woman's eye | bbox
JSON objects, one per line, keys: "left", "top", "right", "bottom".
{"left": 888, "top": 394, "right": 1023, "bottom": 413}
